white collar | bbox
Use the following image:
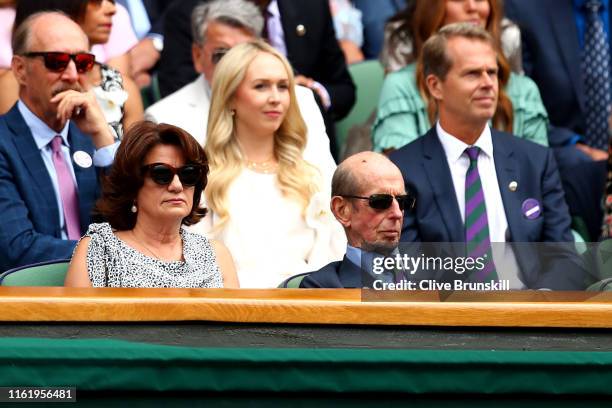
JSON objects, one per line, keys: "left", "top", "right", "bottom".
{"left": 436, "top": 121, "right": 493, "bottom": 163}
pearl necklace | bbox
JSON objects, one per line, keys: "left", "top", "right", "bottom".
{"left": 244, "top": 156, "right": 278, "bottom": 174}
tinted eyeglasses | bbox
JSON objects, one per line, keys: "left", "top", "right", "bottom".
{"left": 211, "top": 48, "right": 229, "bottom": 65}
{"left": 142, "top": 163, "right": 202, "bottom": 187}
{"left": 23, "top": 52, "right": 96, "bottom": 74}
{"left": 342, "top": 194, "right": 415, "bottom": 211}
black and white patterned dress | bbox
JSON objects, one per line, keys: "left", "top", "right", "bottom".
{"left": 84, "top": 223, "right": 223, "bottom": 288}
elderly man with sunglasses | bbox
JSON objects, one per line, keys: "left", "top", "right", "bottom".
{"left": 144, "top": 0, "right": 336, "bottom": 182}
{"left": 0, "top": 12, "right": 119, "bottom": 272}
{"left": 299, "top": 151, "right": 414, "bottom": 288}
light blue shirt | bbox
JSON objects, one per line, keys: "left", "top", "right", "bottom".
{"left": 17, "top": 100, "right": 119, "bottom": 239}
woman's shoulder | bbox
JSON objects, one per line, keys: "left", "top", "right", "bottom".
{"left": 85, "top": 222, "right": 114, "bottom": 236}
{"left": 506, "top": 72, "right": 546, "bottom": 109}
{"left": 506, "top": 72, "right": 542, "bottom": 97}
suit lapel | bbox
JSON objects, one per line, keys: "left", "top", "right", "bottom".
{"left": 548, "top": 1, "right": 585, "bottom": 112}
{"left": 338, "top": 256, "right": 365, "bottom": 288}
{"left": 276, "top": 0, "right": 301, "bottom": 67}
{"left": 5, "top": 106, "right": 57, "bottom": 214}
{"left": 492, "top": 131, "right": 523, "bottom": 242}
{"left": 422, "top": 129, "right": 464, "bottom": 241}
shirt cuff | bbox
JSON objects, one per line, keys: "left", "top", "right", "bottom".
{"left": 93, "top": 141, "right": 120, "bottom": 167}
{"left": 311, "top": 81, "right": 332, "bottom": 110}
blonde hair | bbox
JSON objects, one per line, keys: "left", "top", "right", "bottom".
{"left": 205, "top": 40, "right": 320, "bottom": 231}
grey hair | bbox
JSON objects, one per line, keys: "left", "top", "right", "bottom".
{"left": 191, "top": 0, "right": 264, "bottom": 46}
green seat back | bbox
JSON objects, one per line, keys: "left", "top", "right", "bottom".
{"left": 0, "top": 260, "right": 70, "bottom": 286}
{"left": 335, "top": 60, "right": 385, "bottom": 157}
{"left": 278, "top": 272, "right": 310, "bottom": 288}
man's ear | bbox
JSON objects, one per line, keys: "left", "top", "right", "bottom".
{"left": 11, "top": 56, "right": 27, "bottom": 86}
{"left": 331, "top": 196, "right": 352, "bottom": 228}
{"left": 192, "top": 44, "right": 205, "bottom": 74}
{"left": 425, "top": 74, "right": 443, "bottom": 101}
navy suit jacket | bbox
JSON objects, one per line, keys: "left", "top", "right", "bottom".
{"left": 505, "top": 0, "right": 612, "bottom": 143}
{"left": 0, "top": 105, "right": 101, "bottom": 272}
{"left": 300, "top": 256, "right": 373, "bottom": 288}
{"left": 388, "top": 128, "right": 585, "bottom": 290}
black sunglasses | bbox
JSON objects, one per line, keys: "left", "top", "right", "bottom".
{"left": 23, "top": 52, "right": 96, "bottom": 74}
{"left": 211, "top": 48, "right": 229, "bottom": 65}
{"left": 342, "top": 194, "right": 415, "bottom": 211}
{"left": 142, "top": 163, "right": 202, "bottom": 187}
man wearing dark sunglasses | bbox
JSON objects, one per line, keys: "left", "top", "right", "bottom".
{"left": 145, "top": 0, "right": 336, "bottom": 181}
{"left": 388, "top": 24, "right": 585, "bottom": 290}
{"left": 300, "top": 152, "right": 411, "bottom": 288}
{"left": 0, "top": 12, "right": 119, "bottom": 271}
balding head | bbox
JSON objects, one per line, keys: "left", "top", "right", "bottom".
{"left": 12, "top": 12, "right": 88, "bottom": 57}
{"left": 11, "top": 11, "right": 89, "bottom": 131}
{"left": 332, "top": 151, "right": 403, "bottom": 197}
{"left": 331, "top": 152, "right": 406, "bottom": 253}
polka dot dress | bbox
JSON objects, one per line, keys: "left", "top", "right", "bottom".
{"left": 84, "top": 223, "right": 223, "bottom": 288}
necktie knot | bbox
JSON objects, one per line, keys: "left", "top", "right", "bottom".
{"left": 465, "top": 146, "right": 480, "bottom": 162}
{"left": 584, "top": 0, "right": 603, "bottom": 14}
{"left": 50, "top": 135, "right": 63, "bottom": 154}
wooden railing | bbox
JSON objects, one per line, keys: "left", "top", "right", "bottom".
{"left": 1, "top": 287, "right": 612, "bottom": 327}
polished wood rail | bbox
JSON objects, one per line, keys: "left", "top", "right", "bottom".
{"left": 1, "top": 287, "right": 612, "bottom": 327}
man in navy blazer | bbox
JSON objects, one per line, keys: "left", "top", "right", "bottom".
{"left": 0, "top": 13, "right": 118, "bottom": 272}
{"left": 301, "top": 152, "right": 410, "bottom": 288}
{"left": 389, "top": 23, "right": 585, "bottom": 290}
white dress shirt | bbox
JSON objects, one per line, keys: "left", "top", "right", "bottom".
{"left": 436, "top": 122, "right": 524, "bottom": 289}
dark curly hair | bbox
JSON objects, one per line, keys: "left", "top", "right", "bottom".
{"left": 94, "top": 121, "right": 209, "bottom": 231}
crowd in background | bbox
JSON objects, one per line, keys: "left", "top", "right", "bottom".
{"left": 0, "top": 0, "right": 609, "bottom": 291}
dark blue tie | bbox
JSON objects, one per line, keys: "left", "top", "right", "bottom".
{"left": 582, "top": 0, "right": 611, "bottom": 150}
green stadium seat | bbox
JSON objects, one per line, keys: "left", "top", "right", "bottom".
{"left": 0, "top": 259, "right": 70, "bottom": 286}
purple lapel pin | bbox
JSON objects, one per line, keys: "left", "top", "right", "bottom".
{"left": 521, "top": 198, "right": 541, "bottom": 220}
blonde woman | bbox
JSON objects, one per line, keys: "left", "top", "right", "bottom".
{"left": 199, "top": 40, "right": 345, "bottom": 288}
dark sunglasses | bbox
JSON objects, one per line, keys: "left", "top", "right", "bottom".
{"left": 142, "top": 163, "right": 202, "bottom": 187}
{"left": 211, "top": 48, "right": 229, "bottom": 65}
{"left": 342, "top": 194, "right": 415, "bottom": 211}
{"left": 23, "top": 52, "right": 95, "bottom": 74}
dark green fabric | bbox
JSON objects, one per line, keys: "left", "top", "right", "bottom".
{"left": 1, "top": 337, "right": 612, "bottom": 394}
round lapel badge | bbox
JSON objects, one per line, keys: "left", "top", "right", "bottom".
{"left": 73, "top": 150, "right": 93, "bottom": 169}
{"left": 521, "top": 198, "right": 541, "bottom": 220}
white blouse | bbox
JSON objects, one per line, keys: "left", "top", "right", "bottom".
{"left": 191, "top": 168, "right": 346, "bottom": 288}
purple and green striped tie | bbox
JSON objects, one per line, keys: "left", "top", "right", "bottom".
{"left": 464, "top": 146, "right": 497, "bottom": 281}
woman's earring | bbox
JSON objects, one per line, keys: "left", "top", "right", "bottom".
{"left": 131, "top": 202, "right": 137, "bottom": 213}
{"left": 230, "top": 109, "right": 236, "bottom": 116}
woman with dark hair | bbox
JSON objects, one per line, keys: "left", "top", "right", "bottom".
{"left": 65, "top": 121, "right": 238, "bottom": 288}
{"left": 0, "top": 0, "right": 142, "bottom": 137}
{"left": 372, "top": 0, "right": 548, "bottom": 153}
